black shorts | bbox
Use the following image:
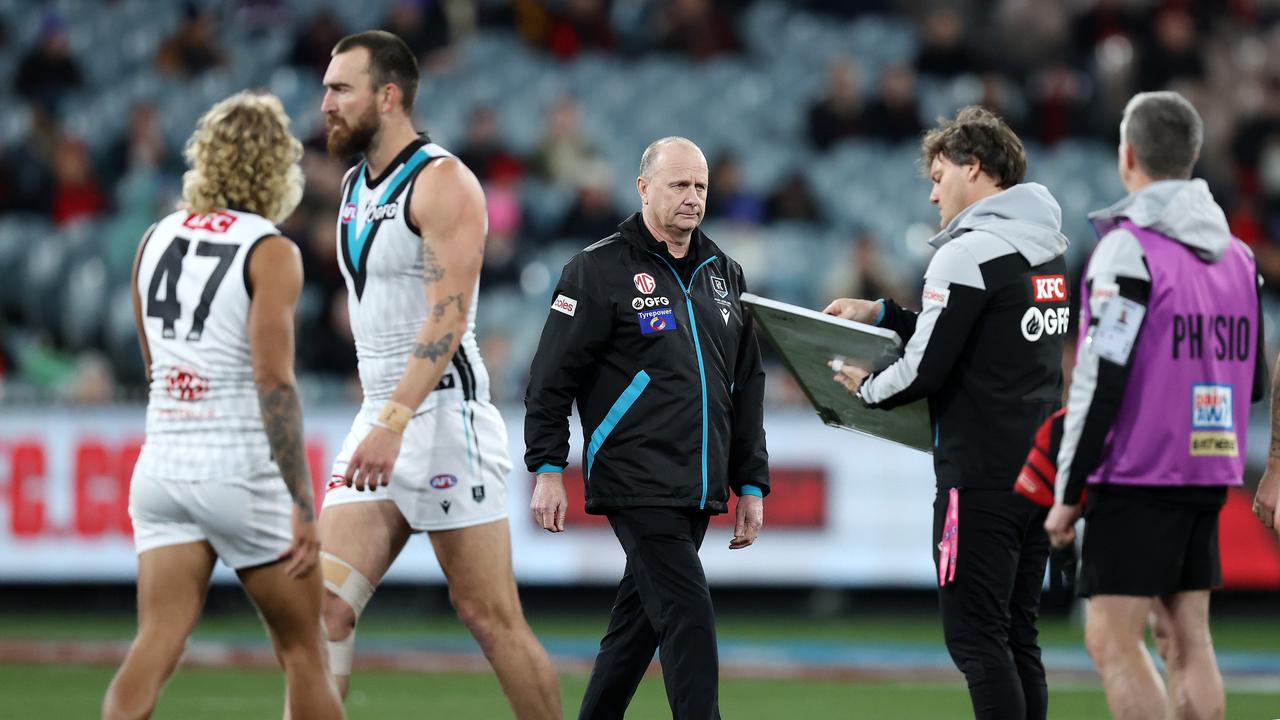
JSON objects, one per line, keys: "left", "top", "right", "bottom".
{"left": 1078, "top": 484, "right": 1228, "bottom": 598}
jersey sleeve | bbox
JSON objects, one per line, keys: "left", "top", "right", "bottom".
{"left": 523, "top": 253, "right": 614, "bottom": 473}
{"left": 1055, "top": 228, "right": 1152, "bottom": 505}
{"left": 859, "top": 241, "right": 987, "bottom": 409}
{"left": 728, "top": 264, "right": 770, "bottom": 497}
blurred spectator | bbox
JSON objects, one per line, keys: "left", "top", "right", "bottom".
{"left": 1070, "top": 0, "right": 1140, "bottom": 65}
{"left": 655, "top": 0, "right": 741, "bottom": 60}
{"left": 914, "top": 7, "right": 980, "bottom": 78}
{"left": 1136, "top": 8, "right": 1203, "bottom": 91}
{"left": 807, "top": 58, "right": 866, "bottom": 150}
{"left": 555, "top": 161, "right": 621, "bottom": 241}
{"left": 382, "top": 0, "right": 453, "bottom": 62}
{"left": 765, "top": 172, "right": 823, "bottom": 224}
{"left": 99, "top": 103, "right": 183, "bottom": 190}
{"left": 14, "top": 11, "right": 82, "bottom": 113}
{"left": 480, "top": 163, "right": 526, "bottom": 289}
{"left": 529, "top": 96, "right": 601, "bottom": 189}
{"left": 455, "top": 105, "right": 525, "bottom": 183}
{"left": 1028, "top": 64, "right": 1095, "bottom": 145}
{"left": 833, "top": 232, "right": 900, "bottom": 303}
{"left": 3, "top": 107, "right": 61, "bottom": 215}
{"left": 541, "top": 0, "right": 616, "bottom": 59}
{"left": 156, "top": 4, "right": 228, "bottom": 77}
{"left": 289, "top": 10, "right": 348, "bottom": 74}
{"left": 863, "top": 66, "right": 923, "bottom": 143}
{"left": 51, "top": 139, "right": 105, "bottom": 227}
{"left": 705, "top": 154, "right": 763, "bottom": 225}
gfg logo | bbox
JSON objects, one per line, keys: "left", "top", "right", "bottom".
{"left": 630, "top": 296, "right": 671, "bottom": 310}
{"left": 1021, "top": 306, "right": 1070, "bottom": 342}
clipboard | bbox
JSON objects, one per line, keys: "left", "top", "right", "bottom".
{"left": 742, "top": 293, "right": 933, "bottom": 453}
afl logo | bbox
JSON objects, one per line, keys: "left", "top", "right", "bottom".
{"left": 430, "top": 474, "right": 458, "bottom": 490}
{"left": 341, "top": 202, "right": 357, "bottom": 224}
{"left": 165, "top": 366, "right": 209, "bottom": 402}
{"left": 633, "top": 273, "right": 656, "bottom": 295}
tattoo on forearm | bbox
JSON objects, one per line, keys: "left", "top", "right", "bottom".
{"left": 422, "top": 241, "right": 445, "bottom": 285}
{"left": 1270, "top": 357, "right": 1280, "bottom": 458}
{"left": 412, "top": 332, "right": 455, "bottom": 362}
{"left": 432, "top": 293, "right": 465, "bottom": 321}
{"left": 257, "top": 383, "right": 315, "bottom": 520}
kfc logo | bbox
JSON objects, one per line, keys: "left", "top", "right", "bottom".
{"left": 633, "top": 273, "right": 656, "bottom": 295}
{"left": 182, "top": 212, "right": 237, "bottom": 233}
{"left": 1033, "top": 275, "right": 1067, "bottom": 303}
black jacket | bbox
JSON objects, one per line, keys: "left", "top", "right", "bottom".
{"left": 524, "top": 214, "right": 769, "bottom": 514}
{"left": 860, "top": 184, "right": 1071, "bottom": 490}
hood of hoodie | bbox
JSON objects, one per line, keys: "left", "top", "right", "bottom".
{"left": 1088, "top": 179, "right": 1231, "bottom": 262}
{"left": 929, "top": 182, "right": 1069, "bottom": 266}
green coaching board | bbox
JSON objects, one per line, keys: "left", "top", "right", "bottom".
{"left": 742, "top": 294, "right": 932, "bottom": 453}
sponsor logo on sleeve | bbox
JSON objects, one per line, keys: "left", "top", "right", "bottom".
{"left": 633, "top": 273, "right": 656, "bottom": 295}
{"left": 1032, "top": 274, "right": 1067, "bottom": 303}
{"left": 1190, "top": 384, "right": 1237, "bottom": 456}
{"left": 922, "top": 285, "right": 950, "bottom": 308}
{"left": 552, "top": 294, "right": 578, "bottom": 316}
{"left": 638, "top": 307, "right": 678, "bottom": 335}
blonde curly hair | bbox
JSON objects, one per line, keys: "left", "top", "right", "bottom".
{"left": 180, "top": 91, "right": 304, "bottom": 224}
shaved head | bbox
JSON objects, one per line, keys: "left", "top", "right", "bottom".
{"left": 639, "top": 136, "right": 705, "bottom": 180}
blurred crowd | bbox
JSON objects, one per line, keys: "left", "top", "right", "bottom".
{"left": 4, "top": 0, "right": 1280, "bottom": 406}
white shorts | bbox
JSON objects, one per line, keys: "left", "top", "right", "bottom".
{"left": 324, "top": 401, "right": 511, "bottom": 532}
{"left": 129, "top": 460, "right": 292, "bottom": 570}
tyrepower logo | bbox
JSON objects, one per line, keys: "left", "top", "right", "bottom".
{"left": 1032, "top": 275, "right": 1067, "bottom": 303}
{"left": 182, "top": 211, "right": 237, "bottom": 233}
{"left": 633, "top": 273, "right": 656, "bottom": 295}
{"left": 164, "top": 366, "right": 210, "bottom": 402}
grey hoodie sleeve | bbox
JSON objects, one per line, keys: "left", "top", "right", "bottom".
{"left": 860, "top": 241, "right": 987, "bottom": 408}
{"left": 1055, "top": 228, "right": 1151, "bottom": 504}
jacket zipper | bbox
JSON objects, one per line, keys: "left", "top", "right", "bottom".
{"left": 649, "top": 251, "right": 719, "bottom": 510}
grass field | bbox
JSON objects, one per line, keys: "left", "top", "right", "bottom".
{"left": 3, "top": 611, "right": 1278, "bottom": 718}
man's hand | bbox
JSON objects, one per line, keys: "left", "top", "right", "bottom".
{"left": 730, "top": 495, "right": 763, "bottom": 549}
{"left": 278, "top": 505, "right": 320, "bottom": 578}
{"left": 531, "top": 472, "right": 568, "bottom": 532}
{"left": 344, "top": 425, "right": 404, "bottom": 492}
{"left": 829, "top": 359, "right": 870, "bottom": 396}
{"left": 1253, "top": 463, "right": 1280, "bottom": 531}
{"left": 1044, "top": 502, "right": 1082, "bottom": 550}
{"left": 822, "top": 298, "right": 882, "bottom": 324}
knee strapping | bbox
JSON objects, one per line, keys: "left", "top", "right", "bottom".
{"left": 321, "top": 552, "right": 375, "bottom": 676}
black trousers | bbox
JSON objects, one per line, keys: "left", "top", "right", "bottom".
{"left": 934, "top": 488, "right": 1050, "bottom": 720}
{"left": 578, "top": 507, "right": 719, "bottom": 720}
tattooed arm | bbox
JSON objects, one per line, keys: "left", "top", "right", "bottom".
{"left": 341, "top": 158, "right": 487, "bottom": 492}
{"left": 248, "top": 235, "right": 318, "bottom": 576}
{"left": 1254, "top": 353, "right": 1280, "bottom": 532}
{"left": 387, "top": 157, "right": 486, "bottom": 409}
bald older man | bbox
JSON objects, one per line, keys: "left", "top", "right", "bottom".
{"left": 525, "top": 136, "right": 770, "bottom": 720}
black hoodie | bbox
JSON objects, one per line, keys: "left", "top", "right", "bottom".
{"left": 524, "top": 213, "right": 770, "bottom": 514}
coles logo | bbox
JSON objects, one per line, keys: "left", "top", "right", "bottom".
{"left": 182, "top": 211, "right": 237, "bottom": 233}
{"left": 341, "top": 202, "right": 357, "bottom": 224}
{"left": 1032, "top": 275, "right": 1067, "bottom": 303}
{"left": 165, "top": 366, "right": 210, "bottom": 402}
{"left": 430, "top": 474, "right": 459, "bottom": 490}
{"left": 633, "top": 273, "right": 656, "bottom": 295}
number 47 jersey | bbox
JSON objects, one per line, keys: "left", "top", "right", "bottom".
{"left": 135, "top": 208, "right": 279, "bottom": 480}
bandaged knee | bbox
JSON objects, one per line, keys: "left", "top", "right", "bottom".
{"left": 321, "top": 552, "right": 375, "bottom": 676}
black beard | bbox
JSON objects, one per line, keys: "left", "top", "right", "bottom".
{"left": 326, "top": 106, "right": 379, "bottom": 159}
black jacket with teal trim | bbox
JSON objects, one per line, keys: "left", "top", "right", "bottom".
{"left": 524, "top": 213, "right": 769, "bottom": 514}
